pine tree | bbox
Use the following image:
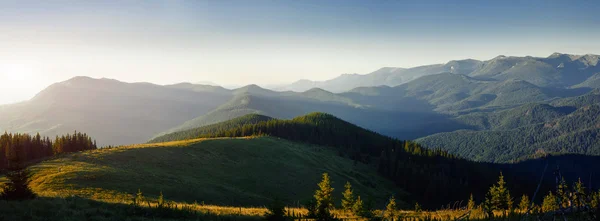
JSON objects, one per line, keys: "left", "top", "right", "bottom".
{"left": 467, "top": 194, "right": 475, "bottom": 210}
{"left": 134, "top": 189, "right": 144, "bottom": 207}
{"left": 158, "top": 191, "right": 165, "bottom": 208}
{"left": 265, "top": 198, "right": 288, "bottom": 221}
{"left": 557, "top": 177, "right": 570, "bottom": 208}
{"left": 385, "top": 195, "right": 397, "bottom": 221}
{"left": 487, "top": 172, "right": 512, "bottom": 212}
{"left": 352, "top": 196, "right": 366, "bottom": 217}
{"left": 518, "top": 195, "right": 530, "bottom": 212}
{"left": 312, "top": 173, "right": 336, "bottom": 221}
{"left": 572, "top": 178, "right": 586, "bottom": 208}
{"left": 542, "top": 191, "right": 558, "bottom": 213}
{"left": 314, "top": 173, "right": 334, "bottom": 209}
{"left": 341, "top": 182, "right": 355, "bottom": 212}
{"left": 0, "top": 167, "right": 36, "bottom": 200}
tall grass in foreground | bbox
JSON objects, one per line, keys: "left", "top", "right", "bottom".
{"left": 1, "top": 196, "right": 596, "bottom": 221}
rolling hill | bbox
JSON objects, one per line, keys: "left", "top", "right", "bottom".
{"left": 0, "top": 77, "right": 232, "bottom": 146}
{"left": 26, "top": 137, "right": 403, "bottom": 206}
{"left": 159, "top": 91, "right": 467, "bottom": 141}
{"left": 149, "top": 114, "right": 274, "bottom": 143}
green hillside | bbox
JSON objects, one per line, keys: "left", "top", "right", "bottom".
{"left": 149, "top": 114, "right": 274, "bottom": 143}
{"left": 26, "top": 137, "right": 403, "bottom": 207}
{"left": 455, "top": 103, "right": 575, "bottom": 130}
{"left": 418, "top": 105, "right": 600, "bottom": 162}
{"left": 149, "top": 112, "right": 515, "bottom": 208}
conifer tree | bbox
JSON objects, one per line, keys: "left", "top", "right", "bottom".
{"left": 572, "top": 178, "right": 586, "bottom": 208}
{"left": 352, "top": 196, "right": 367, "bottom": 217}
{"left": 487, "top": 172, "right": 512, "bottom": 212}
{"left": 591, "top": 190, "right": 600, "bottom": 210}
{"left": 385, "top": 195, "right": 397, "bottom": 221}
{"left": 158, "top": 191, "right": 165, "bottom": 208}
{"left": 134, "top": 189, "right": 144, "bottom": 207}
{"left": 341, "top": 182, "right": 355, "bottom": 212}
{"left": 542, "top": 192, "right": 558, "bottom": 213}
{"left": 311, "top": 173, "right": 336, "bottom": 221}
{"left": 518, "top": 195, "right": 530, "bottom": 212}
{"left": 265, "top": 198, "right": 288, "bottom": 221}
{"left": 467, "top": 194, "right": 475, "bottom": 210}
{"left": 557, "top": 177, "right": 570, "bottom": 208}
{"left": 314, "top": 173, "right": 334, "bottom": 209}
{"left": 483, "top": 193, "right": 494, "bottom": 218}
{"left": 0, "top": 167, "right": 36, "bottom": 200}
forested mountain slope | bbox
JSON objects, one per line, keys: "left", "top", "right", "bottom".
{"left": 418, "top": 105, "right": 600, "bottom": 162}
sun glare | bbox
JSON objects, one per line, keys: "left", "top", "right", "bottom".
{"left": 0, "top": 64, "right": 40, "bottom": 104}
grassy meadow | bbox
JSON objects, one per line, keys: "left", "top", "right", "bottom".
{"left": 1, "top": 136, "right": 405, "bottom": 220}
{"left": 1, "top": 136, "right": 597, "bottom": 220}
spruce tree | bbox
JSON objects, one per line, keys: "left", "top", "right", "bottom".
{"left": 341, "top": 181, "right": 355, "bottom": 212}
{"left": 134, "top": 189, "right": 144, "bottom": 207}
{"left": 385, "top": 195, "right": 397, "bottom": 221}
{"left": 312, "top": 173, "right": 336, "bottom": 221}
{"left": 557, "top": 177, "right": 570, "bottom": 208}
{"left": 542, "top": 191, "right": 558, "bottom": 213}
{"left": 352, "top": 196, "right": 366, "bottom": 217}
{"left": 158, "top": 191, "right": 165, "bottom": 208}
{"left": 572, "top": 178, "right": 586, "bottom": 208}
{"left": 467, "top": 194, "right": 475, "bottom": 210}
{"left": 487, "top": 172, "right": 512, "bottom": 212}
{"left": 0, "top": 167, "right": 36, "bottom": 200}
{"left": 265, "top": 198, "right": 288, "bottom": 221}
{"left": 518, "top": 195, "right": 530, "bottom": 212}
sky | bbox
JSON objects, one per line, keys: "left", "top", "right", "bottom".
{"left": 0, "top": 0, "right": 599, "bottom": 104}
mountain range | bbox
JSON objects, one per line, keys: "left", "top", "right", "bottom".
{"left": 1, "top": 52, "right": 599, "bottom": 163}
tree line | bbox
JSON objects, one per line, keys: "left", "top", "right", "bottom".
{"left": 0, "top": 131, "right": 97, "bottom": 170}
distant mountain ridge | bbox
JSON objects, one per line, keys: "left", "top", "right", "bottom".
{"left": 276, "top": 53, "right": 599, "bottom": 93}
{"left": 276, "top": 59, "right": 483, "bottom": 92}
{"left": 2, "top": 52, "right": 600, "bottom": 163}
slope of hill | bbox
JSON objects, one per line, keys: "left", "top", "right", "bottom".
{"left": 150, "top": 114, "right": 274, "bottom": 143}
{"left": 27, "top": 137, "right": 403, "bottom": 206}
{"left": 455, "top": 103, "right": 575, "bottom": 130}
{"left": 151, "top": 112, "right": 512, "bottom": 208}
{"left": 552, "top": 88, "right": 600, "bottom": 108}
{"left": 417, "top": 105, "right": 600, "bottom": 162}
{"left": 572, "top": 73, "right": 600, "bottom": 89}
{"left": 158, "top": 93, "right": 468, "bottom": 141}
{"left": 0, "top": 77, "right": 232, "bottom": 146}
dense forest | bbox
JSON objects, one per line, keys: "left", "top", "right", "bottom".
{"left": 419, "top": 105, "right": 600, "bottom": 162}
{"left": 0, "top": 131, "right": 97, "bottom": 170}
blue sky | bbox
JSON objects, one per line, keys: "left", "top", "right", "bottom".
{"left": 0, "top": 0, "right": 599, "bottom": 104}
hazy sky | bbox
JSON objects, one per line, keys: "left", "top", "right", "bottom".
{"left": 1, "top": 0, "right": 599, "bottom": 104}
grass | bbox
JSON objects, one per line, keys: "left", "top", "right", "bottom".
{"left": 4, "top": 136, "right": 593, "bottom": 220}
{"left": 0, "top": 136, "right": 403, "bottom": 219}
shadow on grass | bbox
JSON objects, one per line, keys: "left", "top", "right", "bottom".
{"left": 0, "top": 196, "right": 262, "bottom": 221}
